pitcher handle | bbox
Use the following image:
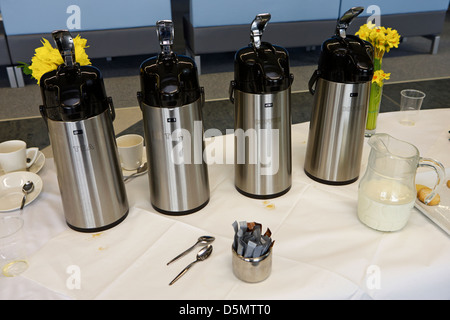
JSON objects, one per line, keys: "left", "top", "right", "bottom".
{"left": 418, "top": 157, "right": 446, "bottom": 204}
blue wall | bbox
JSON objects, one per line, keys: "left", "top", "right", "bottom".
{"left": 0, "top": 0, "right": 172, "bottom": 35}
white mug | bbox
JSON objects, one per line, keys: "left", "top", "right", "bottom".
{"left": 116, "top": 134, "right": 144, "bottom": 171}
{"left": 0, "top": 140, "right": 39, "bottom": 174}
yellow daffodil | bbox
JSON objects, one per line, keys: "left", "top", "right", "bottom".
{"left": 72, "top": 35, "right": 91, "bottom": 66}
{"left": 385, "top": 28, "right": 401, "bottom": 52}
{"left": 27, "top": 35, "right": 91, "bottom": 84}
{"left": 354, "top": 22, "right": 372, "bottom": 39}
{"left": 372, "top": 70, "right": 391, "bottom": 86}
{"left": 356, "top": 23, "right": 399, "bottom": 133}
{"left": 356, "top": 23, "right": 400, "bottom": 61}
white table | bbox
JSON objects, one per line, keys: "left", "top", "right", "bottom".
{"left": 1, "top": 109, "right": 449, "bottom": 300}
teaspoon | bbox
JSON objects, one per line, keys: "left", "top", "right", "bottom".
{"left": 123, "top": 162, "right": 148, "bottom": 182}
{"left": 20, "top": 181, "right": 34, "bottom": 210}
{"left": 169, "top": 244, "right": 213, "bottom": 286}
{"left": 167, "top": 235, "right": 215, "bottom": 265}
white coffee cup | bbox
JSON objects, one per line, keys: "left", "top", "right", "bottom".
{"left": 116, "top": 134, "right": 144, "bottom": 171}
{"left": 0, "top": 140, "right": 39, "bottom": 174}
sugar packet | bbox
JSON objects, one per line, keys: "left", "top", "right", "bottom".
{"left": 232, "top": 220, "right": 274, "bottom": 258}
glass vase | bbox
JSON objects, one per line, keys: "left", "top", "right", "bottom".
{"left": 365, "top": 82, "right": 383, "bottom": 137}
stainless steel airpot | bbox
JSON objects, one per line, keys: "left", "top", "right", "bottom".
{"left": 39, "top": 30, "right": 129, "bottom": 232}
{"left": 230, "top": 13, "right": 294, "bottom": 199}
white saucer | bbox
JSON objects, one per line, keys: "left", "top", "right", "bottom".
{"left": 122, "top": 148, "right": 147, "bottom": 178}
{"left": 28, "top": 151, "right": 45, "bottom": 174}
{"left": 0, "top": 171, "right": 43, "bottom": 212}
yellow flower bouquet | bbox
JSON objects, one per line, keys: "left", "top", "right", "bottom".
{"left": 19, "top": 35, "right": 91, "bottom": 85}
{"left": 366, "top": 70, "right": 390, "bottom": 131}
{"left": 356, "top": 23, "right": 400, "bottom": 135}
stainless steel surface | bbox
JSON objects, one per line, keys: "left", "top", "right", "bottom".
{"left": 234, "top": 88, "right": 292, "bottom": 197}
{"left": 123, "top": 162, "right": 148, "bottom": 182}
{"left": 48, "top": 109, "right": 128, "bottom": 230}
{"left": 167, "top": 236, "right": 215, "bottom": 265}
{"left": 304, "top": 78, "right": 370, "bottom": 184}
{"left": 20, "top": 181, "right": 34, "bottom": 210}
{"left": 169, "top": 244, "right": 213, "bottom": 286}
{"left": 232, "top": 246, "right": 272, "bottom": 283}
{"left": 141, "top": 98, "right": 210, "bottom": 214}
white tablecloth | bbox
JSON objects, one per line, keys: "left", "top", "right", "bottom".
{"left": 1, "top": 109, "right": 449, "bottom": 300}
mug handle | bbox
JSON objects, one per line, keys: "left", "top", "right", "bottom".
{"left": 26, "top": 148, "right": 39, "bottom": 168}
{"left": 418, "top": 157, "right": 446, "bottom": 204}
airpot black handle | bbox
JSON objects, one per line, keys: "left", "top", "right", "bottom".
{"left": 250, "top": 13, "right": 271, "bottom": 49}
{"left": 336, "top": 7, "right": 364, "bottom": 38}
{"left": 308, "top": 70, "right": 320, "bottom": 95}
{"left": 156, "top": 20, "right": 174, "bottom": 57}
{"left": 52, "top": 30, "right": 76, "bottom": 67}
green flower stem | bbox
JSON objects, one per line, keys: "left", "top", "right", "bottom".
{"left": 366, "top": 82, "right": 383, "bottom": 130}
{"left": 373, "top": 57, "right": 382, "bottom": 70}
{"left": 366, "top": 57, "right": 384, "bottom": 131}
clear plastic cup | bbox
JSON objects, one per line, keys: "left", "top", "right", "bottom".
{"left": 0, "top": 216, "right": 28, "bottom": 277}
{"left": 399, "top": 89, "right": 426, "bottom": 126}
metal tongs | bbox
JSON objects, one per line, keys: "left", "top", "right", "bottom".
{"left": 250, "top": 13, "right": 271, "bottom": 50}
